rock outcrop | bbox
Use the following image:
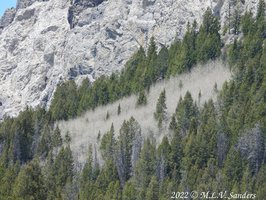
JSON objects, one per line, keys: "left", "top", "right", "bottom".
{"left": 0, "top": 0, "right": 260, "bottom": 119}
{"left": 0, "top": 8, "right": 16, "bottom": 29}
{"left": 17, "top": 0, "right": 50, "bottom": 9}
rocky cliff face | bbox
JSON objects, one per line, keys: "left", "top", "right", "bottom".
{"left": 0, "top": 8, "right": 16, "bottom": 31}
{"left": 0, "top": 0, "right": 260, "bottom": 118}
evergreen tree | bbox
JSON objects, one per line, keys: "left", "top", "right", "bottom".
{"left": 0, "top": 162, "right": 19, "bottom": 199}
{"left": 54, "top": 146, "right": 74, "bottom": 191}
{"left": 153, "top": 46, "right": 169, "bottom": 80}
{"left": 136, "top": 90, "right": 147, "bottom": 106}
{"left": 147, "top": 36, "right": 157, "bottom": 62}
{"left": 241, "top": 11, "right": 255, "bottom": 36}
{"left": 196, "top": 8, "right": 221, "bottom": 62}
{"left": 134, "top": 138, "right": 156, "bottom": 193}
{"left": 52, "top": 125, "right": 63, "bottom": 148}
{"left": 100, "top": 124, "right": 116, "bottom": 160}
{"left": 106, "top": 111, "right": 110, "bottom": 120}
{"left": 154, "top": 89, "right": 167, "bottom": 128}
{"left": 115, "top": 117, "right": 141, "bottom": 186}
{"left": 122, "top": 181, "right": 137, "bottom": 200}
{"left": 50, "top": 80, "right": 78, "bottom": 120}
{"left": 170, "top": 130, "right": 183, "bottom": 184}
{"left": 144, "top": 36, "right": 158, "bottom": 89}
{"left": 37, "top": 124, "right": 52, "bottom": 158}
{"left": 17, "top": 108, "right": 35, "bottom": 163}
{"left": 166, "top": 40, "right": 182, "bottom": 76}
{"left": 77, "top": 78, "right": 91, "bottom": 115}
{"left": 13, "top": 159, "right": 47, "bottom": 200}
{"left": 117, "top": 104, "right": 121, "bottom": 115}
{"left": 232, "top": 8, "right": 241, "bottom": 35}
{"left": 146, "top": 176, "right": 159, "bottom": 200}
{"left": 79, "top": 145, "right": 99, "bottom": 199}
{"left": 223, "top": 147, "right": 243, "bottom": 188}
{"left": 182, "top": 22, "right": 197, "bottom": 71}
{"left": 257, "top": 0, "right": 266, "bottom": 20}
{"left": 95, "top": 159, "right": 119, "bottom": 194}
{"left": 157, "top": 136, "right": 171, "bottom": 181}
{"left": 176, "top": 91, "right": 198, "bottom": 135}
{"left": 168, "top": 114, "right": 177, "bottom": 131}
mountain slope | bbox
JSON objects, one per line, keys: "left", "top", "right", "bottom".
{"left": 0, "top": 2, "right": 264, "bottom": 199}
{"left": 58, "top": 60, "right": 231, "bottom": 163}
{"left": 0, "top": 0, "right": 259, "bottom": 119}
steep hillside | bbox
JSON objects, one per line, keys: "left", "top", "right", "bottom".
{"left": 0, "top": 0, "right": 259, "bottom": 119}
{"left": 0, "top": 2, "right": 265, "bottom": 199}
{"left": 59, "top": 60, "right": 231, "bottom": 163}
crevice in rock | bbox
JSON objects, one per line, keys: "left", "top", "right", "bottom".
{"left": 67, "top": 6, "right": 75, "bottom": 29}
{"left": 68, "top": 65, "right": 93, "bottom": 80}
{"left": 106, "top": 27, "right": 123, "bottom": 40}
{"left": 67, "top": 0, "right": 108, "bottom": 29}
{"left": 40, "top": 26, "right": 59, "bottom": 34}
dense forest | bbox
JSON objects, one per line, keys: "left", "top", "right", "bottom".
{"left": 0, "top": 1, "right": 265, "bottom": 199}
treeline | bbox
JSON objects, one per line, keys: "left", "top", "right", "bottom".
{"left": 0, "top": 1, "right": 265, "bottom": 199}
{"left": 50, "top": 8, "right": 222, "bottom": 121}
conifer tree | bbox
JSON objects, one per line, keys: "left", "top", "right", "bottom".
{"left": 146, "top": 176, "right": 159, "bottom": 200}
{"left": 157, "top": 136, "right": 171, "bottom": 181}
{"left": 13, "top": 159, "right": 47, "bottom": 200}
{"left": 154, "top": 89, "right": 167, "bottom": 128}
{"left": 143, "top": 36, "right": 158, "bottom": 88}
{"left": 147, "top": 36, "right": 157, "bottom": 63}
{"left": 176, "top": 91, "right": 198, "bottom": 135}
{"left": 196, "top": 8, "right": 221, "bottom": 62}
{"left": 54, "top": 146, "right": 74, "bottom": 190}
{"left": 122, "top": 181, "right": 137, "bottom": 200}
{"left": 169, "top": 114, "right": 177, "bottom": 131}
{"left": 154, "top": 46, "right": 169, "bottom": 80}
{"left": 223, "top": 147, "right": 243, "bottom": 188}
{"left": 115, "top": 117, "right": 141, "bottom": 186}
{"left": 0, "top": 162, "right": 19, "bottom": 199}
{"left": 37, "top": 124, "right": 52, "bottom": 158}
{"left": 100, "top": 124, "right": 116, "bottom": 160}
{"left": 241, "top": 11, "right": 255, "bottom": 36}
{"left": 117, "top": 104, "right": 121, "bottom": 115}
{"left": 170, "top": 130, "right": 183, "bottom": 184}
{"left": 134, "top": 138, "right": 156, "bottom": 191}
{"left": 232, "top": 8, "right": 241, "bottom": 35}
{"left": 257, "top": 0, "right": 266, "bottom": 20}
{"left": 77, "top": 78, "right": 91, "bottom": 114}
{"left": 106, "top": 111, "right": 110, "bottom": 120}
{"left": 79, "top": 145, "right": 99, "bottom": 199}
{"left": 52, "top": 125, "right": 63, "bottom": 148}
{"left": 137, "top": 90, "right": 147, "bottom": 106}
{"left": 50, "top": 80, "right": 78, "bottom": 120}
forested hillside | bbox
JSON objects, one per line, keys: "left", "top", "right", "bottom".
{"left": 0, "top": 1, "right": 265, "bottom": 199}
{"left": 58, "top": 60, "right": 231, "bottom": 164}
